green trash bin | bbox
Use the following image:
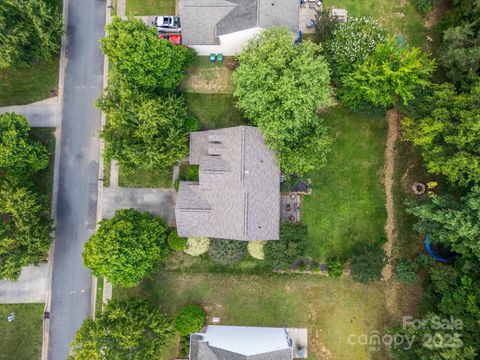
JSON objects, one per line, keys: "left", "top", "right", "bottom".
{"left": 216, "top": 53, "right": 224, "bottom": 62}
{"left": 209, "top": 53, "right": 216, "bottom": 63}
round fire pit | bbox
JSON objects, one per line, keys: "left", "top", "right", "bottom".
{"left": 412, "top": 182, "right": 426, "bottom": 195}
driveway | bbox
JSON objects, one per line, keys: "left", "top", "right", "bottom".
{"left": 0, "top": 264, "right": 49, "bottom": 304}
{"left": 48, "top": 0, "right": 106, "bottom": 358}
{"left": 102, "top": 187, "right": 177, "bottom": 226}
{"left": 0, "top": 97, "right": 59, "bottom": 127}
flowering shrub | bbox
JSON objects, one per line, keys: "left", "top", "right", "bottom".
{"left": 326, "top": 17, "right": 387, "bottom": 78}
{"left": 184, "top": 237, "right": 210, "bottom": 256}
{"left": 247, "top": 241, "right": 267, "bottom": 260}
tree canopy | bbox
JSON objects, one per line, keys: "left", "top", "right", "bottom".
{"left": 339, "top": 37, "right": 435, "bottom": 109}
{"left": 406, "top": 187, "right": 480, "bottom": 261}
{"left": 69, "top": 300, "right": 174, "bottom": 360}
{"left": 0, "top": 0, "right": 62, "bottom": 69}
{"left": 97, "top": 83, "right": 193, "bottom": 172}
{"left": 101, "top": 16, "right": 196, "bottom": 94}
{"left": 402, "top": 84, "right": 480, "bottom": 186}
{"left": 0, "top": 113, "right": 49, "bottom": 175}
{"left": 82, "top": 209, "right": 169, "bottom": 287}
{"left": 0, "top": 183, "right": 53, "bottom": 280}
{"left": 233, "top": 26, "right": 333, "bottom": 176}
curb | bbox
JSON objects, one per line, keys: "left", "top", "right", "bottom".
{"left": 41, "top": 0, "right": 69, "bottom": 358}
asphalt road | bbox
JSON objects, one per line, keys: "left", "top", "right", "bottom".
{"left": 48, "top": 1, "right": 105, "bottom": 359}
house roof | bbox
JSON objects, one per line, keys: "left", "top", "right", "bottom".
{"left": 190, "top": 326, "right": 293, "bottom": 360}
{"left": 175, "top": 126, "right": 280, "bottom": 241}
{"left": 179, "top": 0, "right": 299, "bottom": 45}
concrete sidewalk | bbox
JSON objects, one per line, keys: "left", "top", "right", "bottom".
{"left": 0, "top": 264, "right": 49, "bottom": 304}
{"left": 0, "top": 97, "right": 59, "bottom": 127}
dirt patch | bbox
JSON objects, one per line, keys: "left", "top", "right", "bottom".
{"left": 180, "top": 67, "right": 234, "bottom": 94}
{"left": 425, "top": 0, "right": 450, "bottom": 30}
{"left": 382, "top": 109, "right": 401, "bottom": 282}
{"left": 383, "top": 280, "right": 423, "bottom": 321}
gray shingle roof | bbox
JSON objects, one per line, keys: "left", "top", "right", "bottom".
{"left": 176, "top": 126, "right": 280, "bottom": 241}
{"left": 179, "top": 0, "right": 299, "bottom": 45}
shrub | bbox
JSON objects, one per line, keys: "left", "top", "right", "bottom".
{"left": 415, "top": 254, "right": 433, "bottom": 269}
{"left": 247, "top": 240, "right": 267, "bottom": 260}
{"left": 328, "top": 258, "right": 345, "bottom": 278}
{"left": 208, "top": 238, "right": 247, "bottom": 265}
{"left": 350, "top": 244, "right": 386, "bottom": 283}
{"left": 174, "top": 305, "right": 206, "bottom": 336}
{"left": 395, "top": 260, "right": 419, "bottom": 284}
{"left": 264, "top": 222, "right": 308, "bottom": 269}
{"left": 167, "top": 230, "right": 187, "bottom": 251}
{"left": 186, "top": 165, "right": 199, "bottom": 181}
{"left": 416, "top": 0, "right": 433, "bottom": 14}
{"left": 184, "top": 237, "right": 210, "bottom": 256}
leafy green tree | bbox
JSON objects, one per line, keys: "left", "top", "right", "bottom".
{"left": 0, "top": 113, "right": 49, "bottom": 174}
{"left": 97, "top": 83, "right": 192, "bottom": 173}
{"left": 325, "top": 17, "right": 387, "bottom": 79}
{"left": 101, "top": 16, "right": 196, "bottom": 94}
{"left": 233, "top": 26, "right": 333, "bottom": 176}
{"left": 69, "top": 300, "right": 174, "bottom": 360}
{"left": 0, "top": 0, "right": 62, "bottom": 69}
{"left": 174, "top": 304, "right": 206, "bottom": 336}
{"left": 406, "top": 187, "right": 480, "bottom": 260}
{"left": 264, "top": 222, "right": 308, "bottom": 269}
{"left": 350, "top": 244, "right": 386, "bottom": 283}
{"left": 82, "top": 209, "right": 169, "bottom": 287}
{"left": 402, "top": 84, "right": 480, "bottom": 186}
{"left": 438, "top": 23, "right": 480, "bottom": 90}
{"left": 0, "top": 183, "right": 53, "bottom": 280}
{"left": 340, "top": 37, "right": 435, "bottom": 109}
{"left": 208, "top": 238, "right": 247, "bottom": 265}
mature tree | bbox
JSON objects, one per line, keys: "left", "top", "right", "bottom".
{"left": 0, "top": 183, "right": 53, "bottom": 280}
{"left": 174, "top": 304, "right": 206, "bottom": 336}
{"left": 82, "top": 209, "right": 169, "bottom": 287}
{"left": 340, "top": 37, "right": 435, "bottom": 109}
{"left": 349, "top": 244, "right": 386, "bottom": 283}
{"left": 97, "top": 82, "right": 192, "bottom": 173}
{"left": 0, "top": 113, "right": 49, "bottom": 175}
{"left": 264, "top": 222, "right": 308, "bottom": 269}
{"left": 406, "top": 187, "right": 480, "bottom": 260}
{"left": 208, "top": 238, "right": 247, "bottom": 265}
{"left": 325, "top": 16, "right": 387, "bottom": 78}
{"left": 69, "top": 300, "right": 174, "bottom": 360}
{"left": 233, "top": 27, "right": 333, "bottom": 175}
{"left": 101, "top": 16, "right": 196, "bottom": 94}
{"left": 402, "top": 84, "right": 480, "bottom": 186}
{"left": 438, "top": 23, "right": 480, "bottom": 90}
{"left": 0, "top": 0, "right": 62, "bottom": 69}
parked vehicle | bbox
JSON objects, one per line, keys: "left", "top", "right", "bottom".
{"left": 154, "top": 16, "right": 181, "bottom": 33}
{"left": 159, "top": 33, "right": 182, "bottom": 45}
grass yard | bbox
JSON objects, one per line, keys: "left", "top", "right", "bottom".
{"left": 30, "top": 128, "right": 56, "bottom": 201}
{"left": 302, "top": 107, "right": 387, "bottom": 261}
{"left": 180, "top": 57, "right": 235, "bottom": 94}
{"left": 119, "top": 165, "right": 173, "bottom": 188}
{"left": 126, "top": 0, "right": 175, "bottom": 15}
{"left": 0, "top": 304, "right": 44, "bottom": 360}
{"left": 116, "top": 272, "right": 389, "bottom": 360}
{"left": 184, "top": 93, "right": 245, "bottom": 130}
{"left": 324, "top": 0, "right": 426, "bottom": 47}
{"left": 0, "top": 59, "right": 59, "bottom": 107}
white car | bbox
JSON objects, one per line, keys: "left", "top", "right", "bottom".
{"left": 154, "top": 16, "right": 181, "bottom": 33}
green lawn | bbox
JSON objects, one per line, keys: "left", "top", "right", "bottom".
{"left": 119, "top": 165, "right": 173, "bottom": 188}
{"left": 184, "top": 93, "right": 245, "bottom": 130}
{"left": 302, "top": 107, "right": 387, "bottom": 261}
{"left": 0, "top": 304, "right": 44, "bottom": 360}
{"left": 126, "top": 0, "right": 175, "bottom": 15}
{"left": 30, "top": 128, "right": 56, "bottom": 201}
{"left": 0, "top": 59, "right": 60, "bottom": 107}
{"left": 324, "top": 0, "right": 426, "bottom": 47}
{"left": 116, "top": 272, "right": 389, "bottom": 360}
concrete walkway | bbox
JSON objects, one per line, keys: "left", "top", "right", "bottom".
{"left": 0, "top": 264, "right": 49, "bottom": 303}
{"left": 117, "top": 0, "right": 126, "bottom": 16}
{"left": 0, "top": 97, "right": 59, "bottom": 127}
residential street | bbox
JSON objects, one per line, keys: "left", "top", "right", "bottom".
{"left": 48, "top": 0, "right": 105, "bottom": 359}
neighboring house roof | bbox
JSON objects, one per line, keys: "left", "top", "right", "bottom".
{"left": 179, "top": 0, "right": 299, "bottom": 45}
{"left": 190, "top": 326, "right": 293, "bottom": 360}
{"left": 175, "top": 126, "right": 280, "bottom": 241}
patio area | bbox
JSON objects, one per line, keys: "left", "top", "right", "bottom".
{"left": 299, "top": 0, "right": 322, "bottom": 34}
{"left": 287, "top": 328, "right": 308, "bottom": 358}
{"left": 281, "top": 193, "right": 302, "bottom": 222}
